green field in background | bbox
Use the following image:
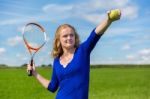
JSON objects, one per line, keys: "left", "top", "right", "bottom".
{"left": 0, "top": 67, "right": 150, "bottom": 99}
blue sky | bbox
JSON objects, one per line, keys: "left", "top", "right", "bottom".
{"left": 0, "top": 0, "right": 150, "bottom": 66}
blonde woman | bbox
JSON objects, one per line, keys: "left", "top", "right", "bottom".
{"left": 27, "top": 9, "right": 121, "bottom": 99}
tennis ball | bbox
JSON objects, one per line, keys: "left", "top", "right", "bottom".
{"left": 109, "top": 9, "right": 120, "bottom": 20}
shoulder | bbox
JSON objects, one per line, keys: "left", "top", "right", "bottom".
{"left": 54, "top": 57, "right": 59, "bottom": 63}
{"left": 52, "top": 57, "right": 60, "bottom": 68}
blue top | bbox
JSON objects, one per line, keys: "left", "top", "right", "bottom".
{"left": 47, "top": 28, "right": 102, "bottom": 99}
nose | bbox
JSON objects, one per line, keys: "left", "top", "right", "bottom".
{"left": 67, "top": 35, "right": 72, "bottom": 40}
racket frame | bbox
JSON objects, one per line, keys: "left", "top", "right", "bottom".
{"left": 22, "top": 22, "right": 47, "bottom": 76}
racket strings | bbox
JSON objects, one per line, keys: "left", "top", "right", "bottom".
{"left": 23, "top": 23, "right": 47, "bottom": 56}
{"left": 23, "top": 25, "right": 46, "bottom": 49}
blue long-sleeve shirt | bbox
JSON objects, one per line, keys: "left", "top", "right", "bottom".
{"left": 47, "top": 28, "right": 102, "bottom": 99}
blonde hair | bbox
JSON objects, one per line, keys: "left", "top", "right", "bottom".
{"left": 51, "top": 24, "right": 80, "bottom": 58}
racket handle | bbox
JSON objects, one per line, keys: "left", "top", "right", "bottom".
{"left": 28, "top": 59, "right": 33, "bottom": 76}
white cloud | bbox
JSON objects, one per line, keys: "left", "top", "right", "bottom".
{"left": 0, "top": 15, "right": 59, "bottom": 26}
{"left": 113, "top": 0, "right": 129, "bottom": 7}
{"left": 0, "top": 18, "right": 36, "bottom": 26}
{"left": 105, "top": 27, "right": 150, "bottom": 45}
{"left": 78, "top": 0, "right": 139, "bottom": 22}
{"left": 126, "top": 54, "right": 135, "bottom": 60}
{"left": 16, "top": 53, "right": 28, "bottom": 61}
{"left": 124, "top": 48, "right": 150, "bottom": 64}
{"left": 141, "top": 56, "right": 150, "bottom": 61}
{"left": 0, "top": 48, "right": 6, "bottom": 55}
{"left": 82, "top": 14, "right": 106, "bottom": 24}
{"left": 121, "top": 6, "right": 138, "bottom": 20}
{"left": 17, "top": 25, "right": 25, "bottom": 33}
{"left": 139, "top": 48, "right": 150, "bottom": 56}
{"left": 7, "top": 36, "right": 22, "bottom": 46}
{"left": 75, "top": 0, "right": 129, "bottom": 11}
{"left": 0, "top": 0, "right": 139, "bottom": 26}
{"left": 0, "top": 19, "right": 22, "bottom": 26}
{"left": 41, "top": 0, "right": 139, "bottom": 24}
{"left": 43, "top": 4, "right": 73, "bottom": 13}
{"left": 122, "top": 44, "right": 131, "bottom": 50}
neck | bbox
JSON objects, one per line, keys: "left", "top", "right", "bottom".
{"left": 62, "top": 47, "right": 76, "bottom": 56}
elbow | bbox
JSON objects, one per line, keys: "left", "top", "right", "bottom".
{"left": 47, "top": 82, "right": 58, "bottom": 93}
{"left": 47, "top": 87, "right": 57, "bottom": 93}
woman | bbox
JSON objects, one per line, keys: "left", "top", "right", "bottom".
{"left": 27, "top": 9, "right": 121, "bottom": 99}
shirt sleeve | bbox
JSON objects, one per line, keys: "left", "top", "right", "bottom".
{"left": 81, "top": 28, "right": 103, "bottom": 53}
{"left": 47, "top": 61, "right": 59, "bottom": 93}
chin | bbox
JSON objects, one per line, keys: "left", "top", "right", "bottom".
{"left": 66, "top": 45, "right": 75, "bottom": 49}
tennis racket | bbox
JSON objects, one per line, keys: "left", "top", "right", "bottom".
{"left": 22, "top": 22, "right": 47, "bottom": 76}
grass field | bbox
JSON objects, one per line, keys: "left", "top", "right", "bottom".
{"left": 0, "top": 67, "right": 150, "bottom": 99}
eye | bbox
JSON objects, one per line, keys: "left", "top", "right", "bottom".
{"left": 70, "top": 33, "right": 74, "bottom": 37}
{"left": 62, "top": 34, "right": 67, "bottom": 38}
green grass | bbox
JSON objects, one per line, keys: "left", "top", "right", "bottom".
{"left": 0, "top": 67, "right": 150, "bottom": 99}
{"left": 89, "top": 68, "right": 150, "bottom": 99}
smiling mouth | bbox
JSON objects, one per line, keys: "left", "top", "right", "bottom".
{"left": 67, "top": 40, "right": 73, "bottom": 43}
{"left": 67, "top": 42, "right": 73, "bottom": 44}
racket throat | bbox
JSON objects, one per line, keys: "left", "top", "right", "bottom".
{"left": 30, "top": 58, "right": 34, "bottom": 66}
{"left": 28, "top": 58, "right": 34, "bottom": 76}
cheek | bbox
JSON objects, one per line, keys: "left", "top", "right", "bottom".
{"left": 59, "top": 37, "right": 66, "bottom": 45}
{"left": 59, "top": 37, "right": 63, "bottom": 44}
{"left": 73, "top": 38, "right": 75, "bottom": 43}
{"left": 71, "top": 35, "right": 75, "bottom": 41}
{"left": 73, "top": 36, "right": 76, "bottom": 42}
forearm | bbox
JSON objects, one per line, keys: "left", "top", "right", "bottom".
{"left": 95, "top": 9, "right": 121, "bottom": 35}
{"left": 95, "top": 18, "right": 112, "bottom": 35}
{"left": 33, "top": 71, "right": 50, "bottom": 89}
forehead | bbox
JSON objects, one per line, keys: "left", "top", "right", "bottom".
{"left": 60, "top": 27, "right": 74, "bottom": 35}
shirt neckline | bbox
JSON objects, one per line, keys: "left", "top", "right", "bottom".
{"left": 58, "top": 48, "right": 77, "bottom": 69}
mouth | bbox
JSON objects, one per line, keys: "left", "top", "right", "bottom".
{"left": 66, "top": 40, "right": 75, "bottom": 46}
{"left": 67, "top": 39, "right": 73, "bottom": 43}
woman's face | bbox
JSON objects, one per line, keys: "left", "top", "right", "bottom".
{"left": 59, "top": 27, "right": 75, "bottom": 49}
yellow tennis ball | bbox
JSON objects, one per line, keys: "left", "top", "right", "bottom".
{"left": 109, "top": 9, "right": 120, "bottom": 20}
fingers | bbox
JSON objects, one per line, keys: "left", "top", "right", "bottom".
{"left": 26, "top": 63, "right": 35, "bottom": 73}
{"left": 107, "top": 11, "right": 111, "bottom": 19}
{"left": 116, "top": 9, "right": 121, "bottom": 20}
{"left": 107, "top": 9, "right": 121, "bottom": 21}
{"left": 27, "top": 64, "right": 32, "bottom": 73}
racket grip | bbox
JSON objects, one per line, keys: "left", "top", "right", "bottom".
{"left": 28, "top": 59, "right": 33, "bottom": 76}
